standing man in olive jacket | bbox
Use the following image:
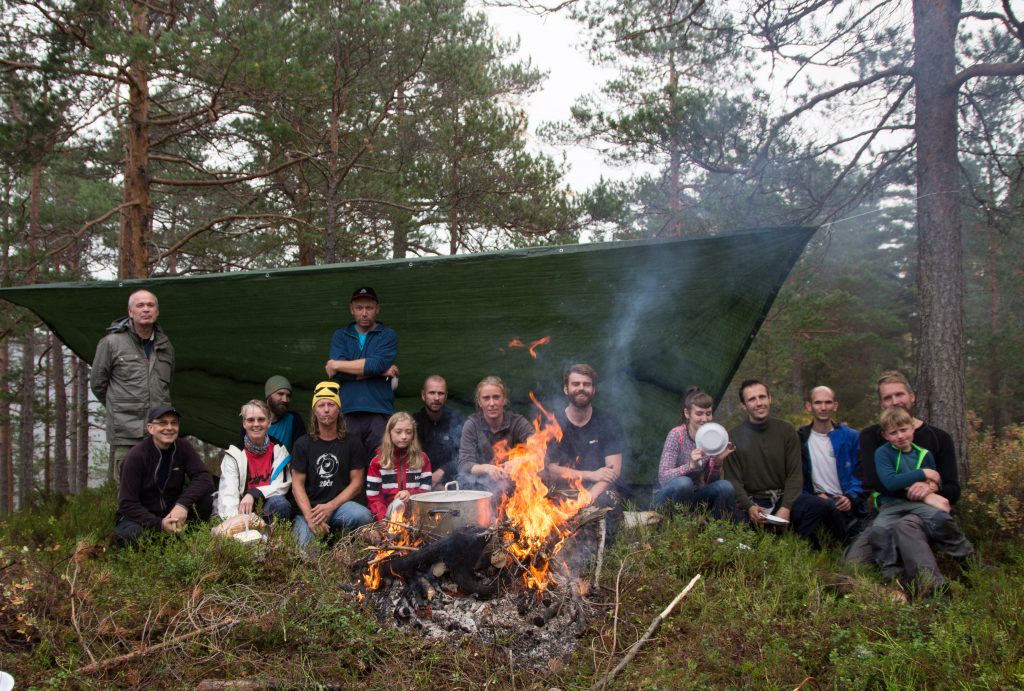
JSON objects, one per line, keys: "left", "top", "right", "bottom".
{"left": 91, "top": 289, "right": 175, "bottom": 482}
{"left": 113, "top": 405, "right": 213, "bottom": 549}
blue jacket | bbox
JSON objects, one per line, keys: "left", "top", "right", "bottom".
{"left": 797, "top": 422, "right": 864, "bottom": 510}
{"left": 328, "top": 322, "right": 398, "bottom": 415}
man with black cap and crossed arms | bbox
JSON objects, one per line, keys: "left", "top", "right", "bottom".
{"left": 325, "top": 286, "right": 399, "bottom": 458}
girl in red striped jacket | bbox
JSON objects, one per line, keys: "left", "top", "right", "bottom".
{"left": 366, "top": 412, "right": 433, "bottom": 521}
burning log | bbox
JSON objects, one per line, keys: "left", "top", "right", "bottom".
{"left": 531, "top": 598, "right": 563, "bottom": 627}
{"left": 394, "top": 598, "right": 414, "bottom": 621}
{"left": 417, "top": 576, "right": 437, "bottom": 602}
{"left": 371, "top": 527, "right": 499, "bottom": 598}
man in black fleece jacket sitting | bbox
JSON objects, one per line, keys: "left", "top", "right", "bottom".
{"left": 113, "top": 405, "right": 213, "bottom": 549}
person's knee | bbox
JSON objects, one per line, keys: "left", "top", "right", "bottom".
{"left": 711, "top": 480, "right": 735, "bottom": 499}
{"left": 892, "top": 513, "right": 927, "bottom": 539}
{"left": 262, "top": 496, "right": 292, "bottom": 521}
{"left": 192, "top": 493, "right": 214, "bottom": 522}
{"left": 330, "top": 502, "right": 372, "bottom": 530}
{"left": 112, "top": 519, "right": 147, "bottom": 549}
{"left": 668, "top": 476, "right": 695, "bottom": 500}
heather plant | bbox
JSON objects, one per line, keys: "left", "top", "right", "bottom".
{"left": 961, "top": 422, "right": 1024, "bottom": 549}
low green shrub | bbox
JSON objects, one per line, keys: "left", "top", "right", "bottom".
{"left": 961, "top": 423, "right": 1024, "bottom": 551}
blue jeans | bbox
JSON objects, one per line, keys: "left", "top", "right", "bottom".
{"left": 261, "top": 495, "right": 293, "bottom": 522}
{"left": 292, "top": 501, "right": 373, "bottom": 547}
{"left": 653, "top": 476, "right": 736, "bottom": 520}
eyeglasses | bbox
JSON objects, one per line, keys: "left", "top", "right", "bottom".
{"left": 148, "top": 418, "right": 180, "bottom": 428}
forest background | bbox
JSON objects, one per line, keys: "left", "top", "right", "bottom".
{"left": 0, "top": 0, "right": 1022, "bottom": 509}
{"left": 3, "top": 1, "right": 1024, "bottom": 688}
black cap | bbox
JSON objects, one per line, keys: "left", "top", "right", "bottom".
{"left": 147, "top": 404, "right": 181, "bottom": 422}
{"left": 350, "top": 286, "right": 378, "bottom": 302}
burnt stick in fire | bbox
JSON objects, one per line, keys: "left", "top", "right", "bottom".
{"left": 373, "top": 527, "right": 499, "bottom": 598}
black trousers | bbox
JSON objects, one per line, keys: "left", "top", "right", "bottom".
{"left": 112, "top": 493, "right": 214, "bottom": 549}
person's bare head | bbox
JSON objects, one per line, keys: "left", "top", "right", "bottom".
{"left": 681, "top": 386, "right": 714, "bottom": 430}
{"left": 563, "top": 364, "right": 597, "bottom": 411}
{"left": 876, "top": 370, "right": 915, "bottom": 414}
{"left": 738, "top": 379, "right": 771, "bottom": 423}
{"left": 421, "top": 375, "right": 448, "bottom": 415}
{"left": 127, "top": 290, "right": 159, "bottom": 332}
{"left": 805, "top": 385, "right": 838, "bottom": 425}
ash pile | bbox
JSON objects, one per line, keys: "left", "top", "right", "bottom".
{"left": 354, "top": 512, "right": 609, "bottom": 670}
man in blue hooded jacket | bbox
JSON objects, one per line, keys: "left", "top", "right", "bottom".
{"left": 792, "top": 385, "right": 864, "bottom": 547}
{"left": 325, "top": 286, "right": 398, "bottom": 458}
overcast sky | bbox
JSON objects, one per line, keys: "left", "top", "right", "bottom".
{"left": 481, "top": 4, "right": 624, "bottom": 192}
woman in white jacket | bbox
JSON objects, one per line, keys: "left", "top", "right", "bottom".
{"left": 217, "top": 399, "right": 293, "bottom": 521}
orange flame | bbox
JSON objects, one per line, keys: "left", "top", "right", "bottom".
{"left": 495, "top": 393, "right": 590, "bottom": 591}
{"left": 506, "top": 336, "right": 550, "bottom": 359}
{"left": 527, "top": 336, "right": 551, "bottom": 359}
{"left": 362, "top": 505, "right": 415, "bottom": 591}
{"left": 360, "top": 392, "right": 591, "bottom": 596}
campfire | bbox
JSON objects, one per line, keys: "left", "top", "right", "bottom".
{"left": 355, "top": 395, "right": 607, "bottom": 667}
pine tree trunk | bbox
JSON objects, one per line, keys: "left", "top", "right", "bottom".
{"left": 43, "top": 344, "right": 51, "bottom": 493}
{"left": 912, "top": 0, "right": 968, "bottom": 481}
{"left": 0, "top": 340, "right": 10, "bottom": 515}
{"left": 119, "top": 0, "right": 152, "bottom": 279}
{"left": 666, "top": 53, "right": 682, "bottom": 237}
{"left": 69, "top": 360, "right": 79, "bottom": 495}
{"left": 76, "top": 356, "right": 90, "bottom": 491}
{"left": 52, "top": 334, "right": 70, "bottom": 495}
{"left": 76, "top": 356, "right": 90, "bottom": 490}
{"left": 18, "top": 331, "right": 36, "bottom": 507}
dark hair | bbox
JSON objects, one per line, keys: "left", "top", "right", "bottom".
{"left": 738, "top": 378, "right": 768, "bottom": 402}
{"left": 563, "top": 363, "right": 597, "bottom": 388}
{"left": 681, "top": 386, "right": 713, "bottom": 421}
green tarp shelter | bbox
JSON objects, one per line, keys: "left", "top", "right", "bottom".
{"left": 0, "top": 226, "right": 814, "bottom": 483}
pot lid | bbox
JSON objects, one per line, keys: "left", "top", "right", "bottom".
{"left": 410, "top": 488, "right": 493, "bottom": 503}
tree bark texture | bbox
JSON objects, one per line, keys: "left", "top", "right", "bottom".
{"left": 18, "top": 331, "right": 36, "bottom": 507}
{"left": 666, "top": 53, "right": 683, "bottom": 237}
{"left": 75, "top": 356, "right": 90, "bottom": 491}
{"left": 0, "top": 340, "right": 10, "bottom": 515}
{"left": 119, "top": 0, "right": 153, "bottom": 279}
{"left": 43, "top": 348, "right": 51, "bottom": 493}
{"left": 51, "top": 334, "right": 70, "bottom": 494}
{"left": 912, "top": 0, "right": 968, "bottom": 481}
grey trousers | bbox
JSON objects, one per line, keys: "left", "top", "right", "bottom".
{"left": 843, "top": 511, "right": 972, "bottom": 589}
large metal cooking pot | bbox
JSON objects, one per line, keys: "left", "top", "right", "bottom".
{"left": 409, "top": 481, "right": 493, "bottom": 535}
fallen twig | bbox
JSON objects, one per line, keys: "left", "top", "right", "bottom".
{"left": 79, "top": 616, "right": 249, "bottom": 675}
{"left": 66, "top": 561, "right": 97, "bottom": 665}
{"left": 591, "top": 574, "right": 702, "bottom": 690}
{"left": 593, "top": 517, "right": 607, "bottom": 588}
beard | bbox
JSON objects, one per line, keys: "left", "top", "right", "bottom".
{"left": 268, "top": 399, "right": 289, "bottom": 419}
{"left": 570, "top": 392, "right": 593, "bottom": 409}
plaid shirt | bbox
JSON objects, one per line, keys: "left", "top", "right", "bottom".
{"left": 657, "top": 425, "right": 721, "bottom": 488}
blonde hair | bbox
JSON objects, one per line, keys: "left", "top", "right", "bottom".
{"left": 377, "top": 412, "right": 425, "bottom": 470}
{"left": 240, "top": 399, "right": 270, "bottom": 419}
{"left": 474, "top": 376, "right": 508, "bottom": 409}
{"left": 877, "top": 370, "right": 913, "bottom": 398}
{"left": 880, "top": 406, "right": 913, "bottom": 432}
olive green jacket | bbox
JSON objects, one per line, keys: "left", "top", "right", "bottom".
{"left": 90, "top": 317, "right": 174, "bottom": 445}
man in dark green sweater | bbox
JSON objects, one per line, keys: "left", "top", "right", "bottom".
{"left": 723, "top": 379, "right": 805, "bottom": 527}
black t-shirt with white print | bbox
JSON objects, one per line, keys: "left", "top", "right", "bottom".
{"left": 291, "top": 435, "right": 368, "bottom": 507}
